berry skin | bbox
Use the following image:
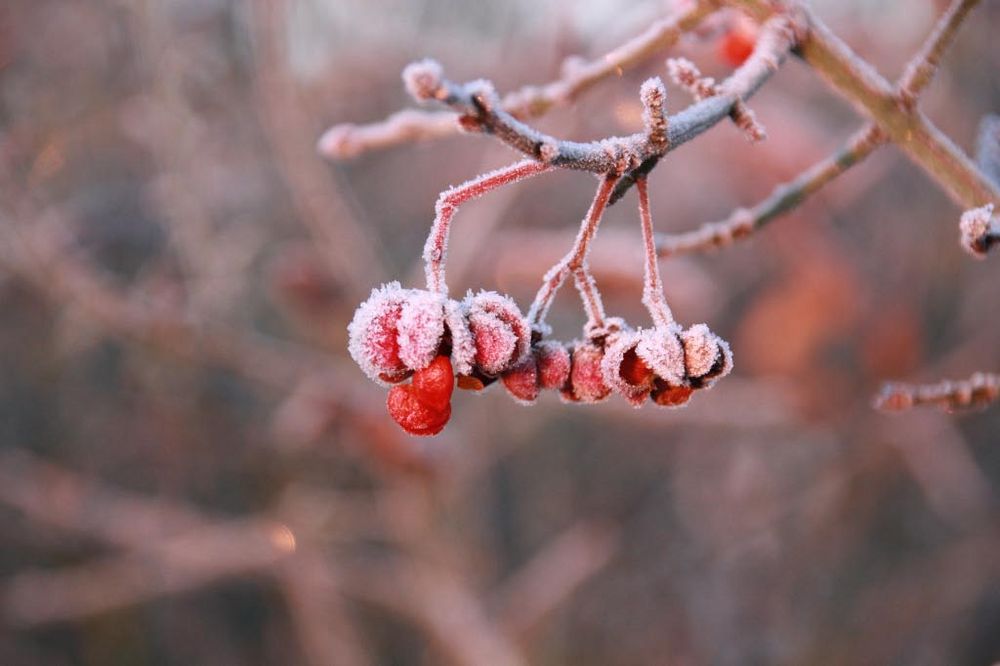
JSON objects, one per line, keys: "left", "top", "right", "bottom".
{"left": 466, "top": 291, "right": 531, "bottom": 376}
{"left": 563, "top": 342, "right": 611, "bottom": 403}
{"left": 601, "top": 331, "right": 653, "bottom": 406}
{"left": 535, "top": 341, "right": 571, "bottom": 390}
{"left": 651, "top": 381, "right": 694, "bottom": 407}
{"left": 502, "top": 355, "right": 540, "bottom": 405}
{"left": 386, "top": 354, "right": 455, "bottom": 436}
{"left": 387, "top": 385, "right": 452, "bottom": 436}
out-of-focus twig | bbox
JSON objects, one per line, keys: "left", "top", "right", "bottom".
{"left": 874, "top": 372, "right": 1000, "bottom": 413}
{"left": 656, "top": 124, "right": 885, "bottom": 256}
{"left": 491, "top": 521, "right": 619, "bottom": 642}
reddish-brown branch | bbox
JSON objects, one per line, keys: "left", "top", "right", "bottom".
{"left": 875, "top": 373, "right": 1000, "bottom": 413}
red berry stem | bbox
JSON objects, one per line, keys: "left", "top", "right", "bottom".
{"left": 636, "top": 177, "right": 676, "bottom": 329}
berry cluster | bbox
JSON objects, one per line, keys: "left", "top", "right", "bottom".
{"left": 348, "top": 283, "right": 731, "bottom": 435}
{"left": 348, "top": 155, "right": 734, "bottom": 436}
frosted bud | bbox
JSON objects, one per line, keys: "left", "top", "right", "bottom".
{"left": 402, "top": 59, "right": 444, "bottom": 101}
{"left": 466, "top": 291, "right": 532, "bottom": 375}
{"left": 348, "top": 282, "right": 411, "bottom": 385}
{"left": 680, "top": 324, "right": 733, "bottom": 387}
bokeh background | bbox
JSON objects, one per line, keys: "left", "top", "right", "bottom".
{"left": 1, "top": 0, "right": 999, "bottom": 664}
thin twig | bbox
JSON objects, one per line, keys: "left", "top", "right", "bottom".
{"left": 527, "top": 174, "right": 620, "bottom": 332}
{"left": 636, "top": 177, "right": 675, "bottom": 326}
{"left": 896, "top": 0, "right": 983, "bottom": 104}
{"left": 656, "top": 124, "right": 885, "bottom": 256}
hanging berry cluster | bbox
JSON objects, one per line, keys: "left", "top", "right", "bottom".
{"left": 347, "top": 65, "right": 749, "bottom": 435}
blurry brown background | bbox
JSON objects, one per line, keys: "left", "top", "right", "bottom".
{"left": 1, "top": 0, "right": 999, "bottom": 664}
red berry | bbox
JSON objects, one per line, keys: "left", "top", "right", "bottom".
{"left": 466, "top": 291, "right": 531, "bottom": 375}
{"left": 412, "top": 355, "right": 455, "bottom": 411}
{"left": 387, "top": 384, "right": 451, "bottom": 436}
{"left": 563, "top": 342, "right": 610, "bottom": 403}
{"left": 535, "top": 341, "right": 571, "bottom": 390}
{"left": 386, "top": 355, "right": 454, "bottom": 436}
{"left": 348, "top": 282, "right": 409, "bottom": 385}
{"left": 718, "top": 22, "right": 757, "bottom": 67}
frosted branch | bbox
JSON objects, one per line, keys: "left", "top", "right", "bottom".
{"left": 318, "top": 0, "right": 720, "bottom": 159}
{"left": 959, "top": 203, "right": 999, "bottom": 259}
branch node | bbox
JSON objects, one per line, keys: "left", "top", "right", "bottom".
{"left": 959, "top": 203, "right": 999, "bottom": 259}
{"left": 402, "top": 59, "right": 446, "bottom": 102}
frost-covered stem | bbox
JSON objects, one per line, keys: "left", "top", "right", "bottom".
{"left": 528, "top": 174, "right": 620, "bottom": 331}
{"left": 959, "top": 203, "right": 1000, "bottom": 258}
{"left": 318, "top": 1, "right": 719, "bottom": 159}
{"left": 897, "top": 0, "right": 982, "bottom": 104}
{"left": 424, "top": 159, "right": 552, "bottom": 294}
{"left": 656, "top": 124, "right": 885, "bottom": 257}
{"left": 875, "top": 372, "right": 1000, "bottom": 412}
{"left": 399, "top": 14, "right": 797, "bottom": 177}
{"left": 636, "top": 178, "right": 674, "bottom": 327}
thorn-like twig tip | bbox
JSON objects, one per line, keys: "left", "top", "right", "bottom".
{"left": 403, "top": 59, "right": 445, "bottom": 102}
{"left": 959, "top": 203, "right": 999, "bottom": 259}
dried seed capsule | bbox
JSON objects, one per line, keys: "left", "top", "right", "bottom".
{"left": 681, "top": 324, "right": 733, "bottom": 388}
{"left": 601, "top": 331, "right": 654, "bottom": 406}
{"left": 466, "top": 291, "right": 531, "bottom": 375}
{"left": 635, "top": 326, "right": 686, "bottom": 388}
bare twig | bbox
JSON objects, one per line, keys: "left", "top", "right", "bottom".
{"left": 656, "top": 124, "right": 885, "bottom": 256}
{"left": 875, "top": 372, "right": 1000, "bottom": 413}
{"left": 896, "top": 0, "right": 983, "bottom": 104}
{"left": 318, "top": 0, "right": 721, "bottom": 159}
{"left": 527, "top": 174, "right": 620, "bottom": 332}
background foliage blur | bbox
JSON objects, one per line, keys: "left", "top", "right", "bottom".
{"left": 1, "top": 0, "right": 999, "bottom": 664}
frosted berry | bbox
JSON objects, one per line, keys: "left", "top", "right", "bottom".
{"left": 397, "top": 289, "right": 447, "bottom": 371}
{"left": 635, "top": 326, "right": 687, "bottom": 388}
{"left": 348, "top": 282, "right": 410, "bottom": 385}
{"left": 681, "top": 323, "right": 733, "bottom": 387}
{"left": 535, "top": 340, "right": 571, "bottom": 390}
{"left": 466, "top": 291, "right": 531, "bottom": 375}
{"left": 651, "top": 381, "right": 694, "bottom": 407}
{"left": 562, "top": 342, "right": 611, "bottom": 403}
{"left": 501, "top": 355, "right": 540, "bottom": 404}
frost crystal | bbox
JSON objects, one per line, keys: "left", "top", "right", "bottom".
{"left": 959, "top": 203, "right": 997, "bottom": 259}
{"left": 397, "top": 289, "right": 447, "bottom": 371}
{"left": 444, "top": 298, "right": 476, "bottom": 376}
{"left": 466, "top": 291, "right": 531, "bottom": 375}
{"left": 347, "top": 282, "right": 410, "bottom": 385}
{"left": 402, "top": 59, "right": 444, "bottom": 102}
{"left": 635, "top": 326, "right": 686, "bottom": 387}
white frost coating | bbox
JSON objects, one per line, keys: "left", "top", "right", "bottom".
{"left": 466, "top": 290, "right": 531, "bottom": 374}
{"left": 402, "top": 59, "right": 443, "bottom": 101}
{"left": 959, "top": 203, "right": 996, "bottom": 258}
{"left": 396, "top": 289, "right": 447, "bottom": 371}
{"left": 445, "top": 297, "right": 476, "bottom": 376}
{"left": 600, "top": 330, "right": 650, "bottom": 406}
{"left": 680, "top": 323, "right": 720, "bottom": 378}
{"left": 347, "top": 281, "right": 408, "bottom": 385}
{"left": 635, "top": 326, "right": 686, "bottom": 387}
